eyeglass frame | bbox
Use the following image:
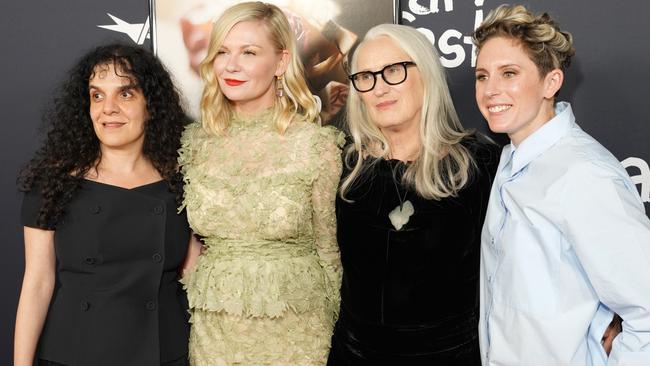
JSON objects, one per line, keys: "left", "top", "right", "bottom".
{"left": 348, "top": 61, "right": 417, "bottom": 93}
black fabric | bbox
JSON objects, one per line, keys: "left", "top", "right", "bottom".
{"left": 23, "top": 180, "right": 191, "bottom": 366}
{"left": 39, "top": 354, "right": 190, "bottom": 366}
{"left": 329, "top": 137, "right": 499, "bottom": 365}
{"left": 39, "top": 360, "right": 66, "bottom": 366}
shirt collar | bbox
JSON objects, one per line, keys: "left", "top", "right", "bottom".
{"left": 506, "top": 101, "right": 575, "bottom": 175}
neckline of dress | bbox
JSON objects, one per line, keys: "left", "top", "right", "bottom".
{"left": 231, "top": 108, "right": 275, "bottom": 126}
{"left": 82, "top": 178, "right": 165, "bottom": 191}
{"left": 379, "top": 157, "right": 413, "bottom": 167}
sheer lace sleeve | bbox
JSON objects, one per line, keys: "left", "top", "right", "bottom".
{"left": 311, "top": 126, "right": 345, "bottom": 317}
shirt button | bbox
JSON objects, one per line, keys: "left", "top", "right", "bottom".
{"left": 89, "top": 205, "right": 101, "bottom": 214}
{"left": 152, "top": 205, "right": 164, "bottom": 215}
{"left": 80, "top": 301, "right": 90, "bottom": 311}
{"left": 145, "top": 300, "right": 157, "bottom": 311}
{"left": 152, "top": 253, "right": 163, "bottom": 263}
{"left": 84, "top": 257, "right": 96, "bottom": 265}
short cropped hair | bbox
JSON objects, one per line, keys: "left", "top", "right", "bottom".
{"left": 473, "top": 4, "right": 575, "bottom": 76}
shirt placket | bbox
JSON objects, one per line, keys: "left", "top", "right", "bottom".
{"left": 485, "top": 152, "right": 525, "bottom": 362}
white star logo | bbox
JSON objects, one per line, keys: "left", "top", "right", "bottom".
{"left": 98, "top": 14, "right": 150, "bottom": 45}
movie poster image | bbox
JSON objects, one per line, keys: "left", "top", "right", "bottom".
{"left": 152, "top": 0, "right": 396, "bottom": 126}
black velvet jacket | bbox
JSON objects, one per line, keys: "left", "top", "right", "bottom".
{"left": 329, "top": 138, "right": 500, "bottom": 365}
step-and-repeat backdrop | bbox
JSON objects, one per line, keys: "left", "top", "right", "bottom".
{"left": 1, "top": 0, "right": 647, "bottom": 362}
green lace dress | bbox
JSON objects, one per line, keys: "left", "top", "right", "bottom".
{"left": 178, "top": 112, "right": 344, "bottom": 366}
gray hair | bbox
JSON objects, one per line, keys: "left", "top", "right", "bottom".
{"left": 341, "top": 23, "right": 474, "bottom": 201}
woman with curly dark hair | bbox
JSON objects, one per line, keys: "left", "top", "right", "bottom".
{"left": 14, "top": 43, "right": 201, "bottom": 366}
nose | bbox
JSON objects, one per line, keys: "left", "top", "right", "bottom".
{"left": 225, "top": 54, "right": 240, "bottom": 73}
{"left": 102, "top": 95, "right": 119, "bottom": 115}
{"left": 482, "top": 77, "right": 500, "bottom": 98}
{"left": 373, "top": 76, "right": 390, "bottom": 96}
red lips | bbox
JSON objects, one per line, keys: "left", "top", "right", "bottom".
{"left": 224, "top": 78, "right": 245, "bottom": 86}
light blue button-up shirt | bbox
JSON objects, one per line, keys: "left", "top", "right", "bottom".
{"left": 479, "top": 102, "right": 650, "bottom": 366}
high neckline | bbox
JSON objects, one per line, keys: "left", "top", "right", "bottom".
{"left": 231, "top": 108, "right": 275, "bottom": 127}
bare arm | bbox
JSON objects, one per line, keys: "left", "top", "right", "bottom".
{"left": 14, "top": 227, "right": 56, "bottom": 366}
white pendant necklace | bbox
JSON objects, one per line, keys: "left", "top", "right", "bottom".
{"left": 389, "top": 200, "right": 414, "bottom": 231}
{"left": 388, "top": 162, "right": 414, "bottom": 231}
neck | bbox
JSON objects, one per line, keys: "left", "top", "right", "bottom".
{"left": 233, "top": 91, "right": 276, "bottom": 115}
{"left": 381, "top": 124, "right": 420, "bottom": 162}
{"left": 89, "top": 145, "right": 160, "bottom": 187}
{"left": 97, "top": 149, "right": 147, "bottom": 172}
{"left": 511, "top": 100, "right": 556, "bottom": 147}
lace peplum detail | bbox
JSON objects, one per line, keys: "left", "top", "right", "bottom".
{"left": 182, "top": 238, "right": 337, "bottom": 318}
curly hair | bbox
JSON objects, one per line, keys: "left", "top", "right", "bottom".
{"left": 472, "top": 4, "right": 575, "bottom": 77}
{"left": 18, "top": 43, "right": 188, "bottom": 227}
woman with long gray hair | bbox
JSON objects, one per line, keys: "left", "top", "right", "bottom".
{"left": 328, "top": 23, "right": 499, "bottom": 365}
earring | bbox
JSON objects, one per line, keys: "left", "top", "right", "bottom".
{"left": 276, "top": 75, "right": 284, "bottom": 97}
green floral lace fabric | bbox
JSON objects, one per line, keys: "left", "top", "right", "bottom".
{"left": 179, "top": 112, "right": 344, "bottom": 365}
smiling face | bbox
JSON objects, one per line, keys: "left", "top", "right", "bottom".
{"left": 475, "top": 36, "right": 562, "bottom": 146}
{"left": 89, "top": 63, "right": 148, "bottom": 152}
{"left": 213, "top": 20, "right": 288, "bottom": 114}
{"left": 354, "top": 36, "right": 424, "bottom": 134}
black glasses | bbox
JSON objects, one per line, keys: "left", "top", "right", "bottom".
{"left": 348, "top": 61, "right": 417, "bottom": 92}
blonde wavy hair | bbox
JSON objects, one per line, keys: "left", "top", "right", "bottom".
{"left": 472, "top": 4, "right": 575, "bottom": 77}
{"left": 340, "top": 24, "right": 474, "bottom": 201}
{"left": 199, "top": 1, "right": 319, "bottom": 135}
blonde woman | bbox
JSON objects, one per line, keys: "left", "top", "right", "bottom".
{"left": 178, "top": 2, "right": 343, "bottom": 365}
{"left": 474, "top": 5, "right": 650, "bottom": 366}
{"left": 328, "top": 24, "right": 499, "bottom": 365}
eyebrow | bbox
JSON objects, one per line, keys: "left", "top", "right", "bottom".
{"left": 497, "top": 63, "right": 520, "bottom": 69}
{"left": 356, "top": 62, "right": 405, "bottom": 73}
{"left": 474, "top": 63, "right": 521, "bottom": 73}
{"left": 88, "top": 83, "right": 140, "bottom": 92}
{"left": 219, "top": 44, "right": 263, "bottom": 50}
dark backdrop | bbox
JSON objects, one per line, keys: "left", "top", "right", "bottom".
{"left": 1, "top": 1, "right": 648, "bottom": 364}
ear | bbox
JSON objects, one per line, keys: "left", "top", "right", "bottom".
{"left": 543, "top": 68, "right": 564, "bottom": 99}
{"left": 275, "top": 49, "right": 290, "bottom": 77}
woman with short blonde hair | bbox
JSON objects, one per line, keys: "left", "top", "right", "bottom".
{"left": 473, "top": 5, "right": 649, "bottom": 366}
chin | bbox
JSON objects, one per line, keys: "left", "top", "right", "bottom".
{"left": 372, "top": 115, "right": 401, "bottom": 129}
{"left": 375, "top": 121, "right": 400, "bottom": 130}
{"left": 222, "top": 92, "right": 242, "bottom": 101}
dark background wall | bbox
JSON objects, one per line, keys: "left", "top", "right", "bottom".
{"left": 1, "top": 1, "right": 647, "bottom": 364}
